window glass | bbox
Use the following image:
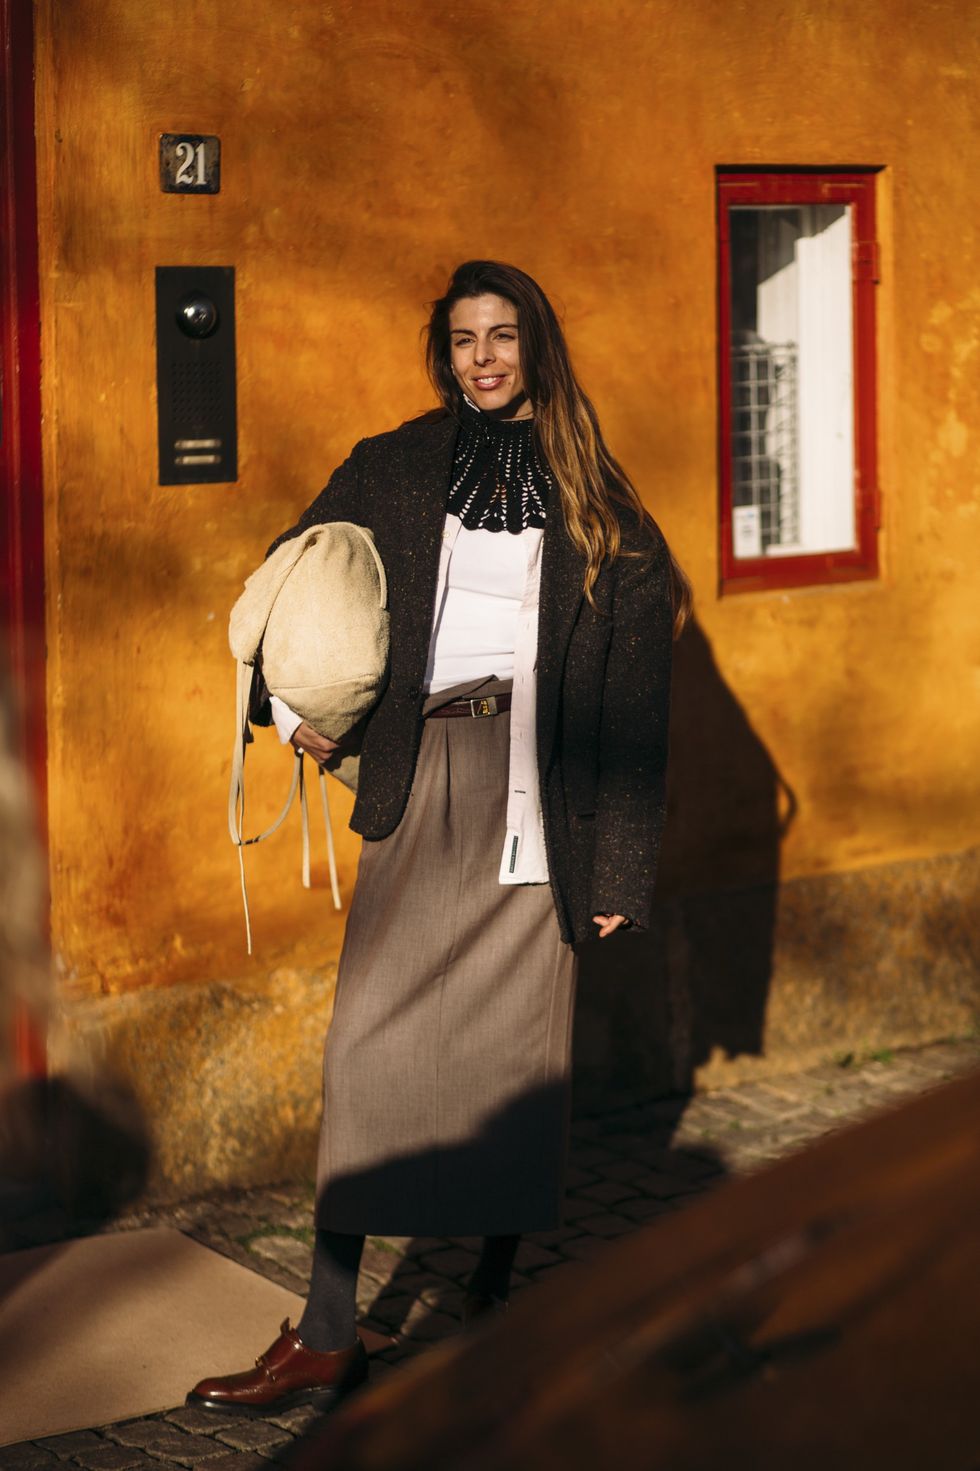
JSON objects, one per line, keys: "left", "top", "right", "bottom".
{"left": 729, "top": 204, "right": 855, "bottom": 560}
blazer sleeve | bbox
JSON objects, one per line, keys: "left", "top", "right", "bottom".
{"left": 249, "top": 442, "right": 366, "bottom": 725}
{"left": 589, "top": 533, "right": 674, "bottom": 930}
{"left": 264, "top": 440, "right": 365, "bottom": 559}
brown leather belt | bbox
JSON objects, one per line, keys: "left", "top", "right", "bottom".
{"left": 426, "top": 693, "right": 512, "bottom": 720}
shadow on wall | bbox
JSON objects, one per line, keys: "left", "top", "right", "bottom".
{"left": 572, "top": 617, "right": 797, "bottom": 1114}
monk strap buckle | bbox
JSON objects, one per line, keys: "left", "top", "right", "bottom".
{"left": 469, "top": 696, "right": 497, "bottom": 718}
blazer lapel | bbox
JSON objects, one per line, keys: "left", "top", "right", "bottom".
{"left": 395, "top": 415, "right": 459, "bottom": 687}
{"left": 536, "top": 505, "right": 584, "bottom": 764}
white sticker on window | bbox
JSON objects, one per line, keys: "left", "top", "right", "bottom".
{"left": 733, "top": 504, "right": 762, "bottom": 559}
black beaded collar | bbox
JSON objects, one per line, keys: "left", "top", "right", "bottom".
{"left": 447, "top": 398, "right": 552, "bottom": 533}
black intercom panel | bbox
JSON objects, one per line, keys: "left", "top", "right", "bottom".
{"left": 155, "top": 265, "right": 237, "bottom": 485}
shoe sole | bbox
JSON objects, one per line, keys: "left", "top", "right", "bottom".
{"left": 185, "top": 1369, "right": 368, "bottom": 1418}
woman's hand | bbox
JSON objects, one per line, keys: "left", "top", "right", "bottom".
{"left": 290, "top": 720, "right": 340, "bottom": 767}
{"left": 592, "top": 913, "right": 632, "bottom": 939}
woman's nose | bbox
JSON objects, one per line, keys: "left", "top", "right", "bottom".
{"left": 474, "top": 342, "right": 495, "bottom": 366}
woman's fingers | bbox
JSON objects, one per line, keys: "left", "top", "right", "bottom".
{"left": 290, "top": 720, "right": 340, "bottom": 763}
{"left": 592, "top": 913, "right": 629, "bottom": 938}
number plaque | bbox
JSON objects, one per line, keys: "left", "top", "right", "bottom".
{"left": 160, "top": 134, "right": 220, "bottom": 194}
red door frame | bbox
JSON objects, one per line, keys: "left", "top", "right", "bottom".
{"left": 1, "top": 0, "right": 48, "bottom": 1073}
{"left": 717, "top": 170, "right": 881, "bottom": 595}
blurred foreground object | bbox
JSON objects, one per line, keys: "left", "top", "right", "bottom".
{"left": 0, "top": 674, "right": 48, "bottom": 1087}
{"left": 292, "top": 1066, "right": 980, "bottom": 1471}
{"left": 0, "top": 678, "right": 149, "bottom": 1243}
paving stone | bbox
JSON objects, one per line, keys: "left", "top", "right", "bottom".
{"left": 560, "top": 1236, "right": 608, "bottom": 1263}
{"left": 163, "top": 1408, "right": 243, "bottom": 1435}
{"left": 213, "top": 1423, "right": 291, "bottom": 1454}
{"left": 569, "top": 1117, "right": 602, "bottom": 1139}
{"left": 367, "top": 1268, "right": 434, "bottom": 1297}
{"left": 373, "top": 1236, "right": 445, "bottom": 1255}
{"left": 0, "top": 1447, "right": 63, "bottom": 1471}
{"left": 360, "top": 1313, "right": 400, "bottom": 1340}
{"left": 595, "top": 1158, "right": 649, "bottom": 1183}
{"left": 192, "top": 1456, "right": 266, "bottom": 1471}
{"left": 513, "top": 1240, "right": 564, "bottom": 1273}
{"left": 567, "top": 1145, "right": 617, "bottom": 1167}
{"left": 66, "top": 1446, "right": 157, "bottom": 1471}
{"left": 671, "top": 1150, "right": 726, "bottom": 1180}
{"left": 631, "top": 1170, "right": 704, "bottom": 1200}
{"left": 401, "top": 1308, "right": 461, "bottom": 1342}
{"left": 37, "top": 1434, "right": 108, "bottom": 1460}
{"left": 522, "top": 1225, "right": 581, "bottom": 1248}
{"left": 575, "top": 1179, "right": 640, "bottom": 1207}
{"left": 574, "top": 1211, "right": 635, "bottom": 1238}
{"left": 417, "top": 1280, "right": 466, "bottom": 1315}
{"left": 266, "top": 1202, "right": 315, "bottom": 1231}
{"left": 198, "top": 1210, "right": 257, "bottom": 1238}
{"left": 562, "top": 1195, "right": 603, "bottom": 1221}
{"left": 371, "top": 1337, "right": 421, "bottom": 1365}
{"left": 594, "top": 1130, "right": 651, "bottom": 1154}
{"left": 365, "top": 1291, "right": 416, "bottom": 1330}
{"left": 358, "top": 1240, "right": 402, "bottom": 1284}
{"left": 367, "top": 1359, "right": 402, "bottom": 1388}
{"left": 245, "top": 1234, "right": 311, "bottom": 1277}
{"left": 103, "top": 1425, "right": 221, "bottom": 1465}
{"left": 418, "top": 1246, "right": 480, "bottom": 1279}
{"left": 262, "top": 1404, "right": 319, "bottom": 1434}
{"left": 562, "top": 1165, "right": 600, "bottom": 1188}
{"left": 617, "top": 1197, "right": 672, "bottom": 1224}
{"left": 530, "top": 1258, "right": 585, "bottom": 1284}
{"left": 402, "top": 1295, "right": 449, "bottom": 1330}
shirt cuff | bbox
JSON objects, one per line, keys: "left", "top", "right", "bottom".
{"left": 270, "top": 696, "right": 303, "bottom": 745}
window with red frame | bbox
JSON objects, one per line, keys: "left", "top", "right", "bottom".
{"left": 717, "top": 170, "right": 881, "bottom": 593}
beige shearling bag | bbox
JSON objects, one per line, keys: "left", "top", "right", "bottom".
{"left": 228, "top": 522, "right": 389, "bottom": 952}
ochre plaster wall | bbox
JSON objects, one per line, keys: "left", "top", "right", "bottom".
{"left": 33, "top": 0, "right": 979, "bottom": 1186}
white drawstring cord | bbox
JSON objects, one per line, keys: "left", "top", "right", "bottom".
{"left": 228, "top": 659, "right": 343, "bottom": 953}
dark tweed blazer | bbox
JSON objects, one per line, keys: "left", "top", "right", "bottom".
{"left": 260, "top": 412, "right": 674, "bottom": 945}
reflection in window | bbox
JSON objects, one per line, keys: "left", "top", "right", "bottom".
{"left": 729, "top": 205, "right": 855, "bottom": 559}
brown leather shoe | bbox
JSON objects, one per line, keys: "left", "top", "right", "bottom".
{"left": 186, "top": 1319, "right": 368, "bottom": 1417}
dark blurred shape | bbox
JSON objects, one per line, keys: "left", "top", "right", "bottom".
{"left": 0, "top": 669, "right": 49, "bottom": 1089}
{"left": 286, "top": 1067, "right": 980, "bottom": 1471}
{"left": 0, "top": 1075, "right": 150, "bottom": 1250}
{"left": 0, "top": 673, "right": 151, "bottom": 1249}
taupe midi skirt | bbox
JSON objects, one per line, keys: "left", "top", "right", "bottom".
{"left": 315, "top": 674, "right": 579, "bottom": 1236}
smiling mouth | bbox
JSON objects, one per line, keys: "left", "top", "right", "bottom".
{"left": 472, "top": 375, "right": 506, "bottom": 389}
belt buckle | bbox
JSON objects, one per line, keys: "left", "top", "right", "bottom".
{"left": 469, "top": 695, "right": 497, "bottom": 718}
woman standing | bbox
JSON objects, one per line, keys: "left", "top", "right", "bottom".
{"left": 189, "top": 261, "right": 690, "bottom": 1416}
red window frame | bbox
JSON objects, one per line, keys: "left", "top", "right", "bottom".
{"left": 717, "top": 170, "right": 880, "bottom": 594}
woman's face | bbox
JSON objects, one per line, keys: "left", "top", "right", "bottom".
{"left": 448, "top": 293, "right": 532, "bottom": 418}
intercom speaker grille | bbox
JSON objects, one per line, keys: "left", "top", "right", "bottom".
{"left": 170, "top": 360, "right": 224, "bottom": 433}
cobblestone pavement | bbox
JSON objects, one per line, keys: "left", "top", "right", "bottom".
{"left": 3, "top": 1037, "right": 979, "bottom": 1469}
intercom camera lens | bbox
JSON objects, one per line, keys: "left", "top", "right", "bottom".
{"left": 176, "top": 292, "right": 219, "bottom": 338}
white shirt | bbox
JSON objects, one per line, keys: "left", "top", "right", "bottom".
{"left": 271, "top": 512, "right": 549, "bottom": 886}
{"left": 425, "top": 516, "right": 525, "bottom": 691}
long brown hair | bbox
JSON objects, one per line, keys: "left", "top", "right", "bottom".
{"left": 424, "top": 260, "right": 692, "bottom": 636}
